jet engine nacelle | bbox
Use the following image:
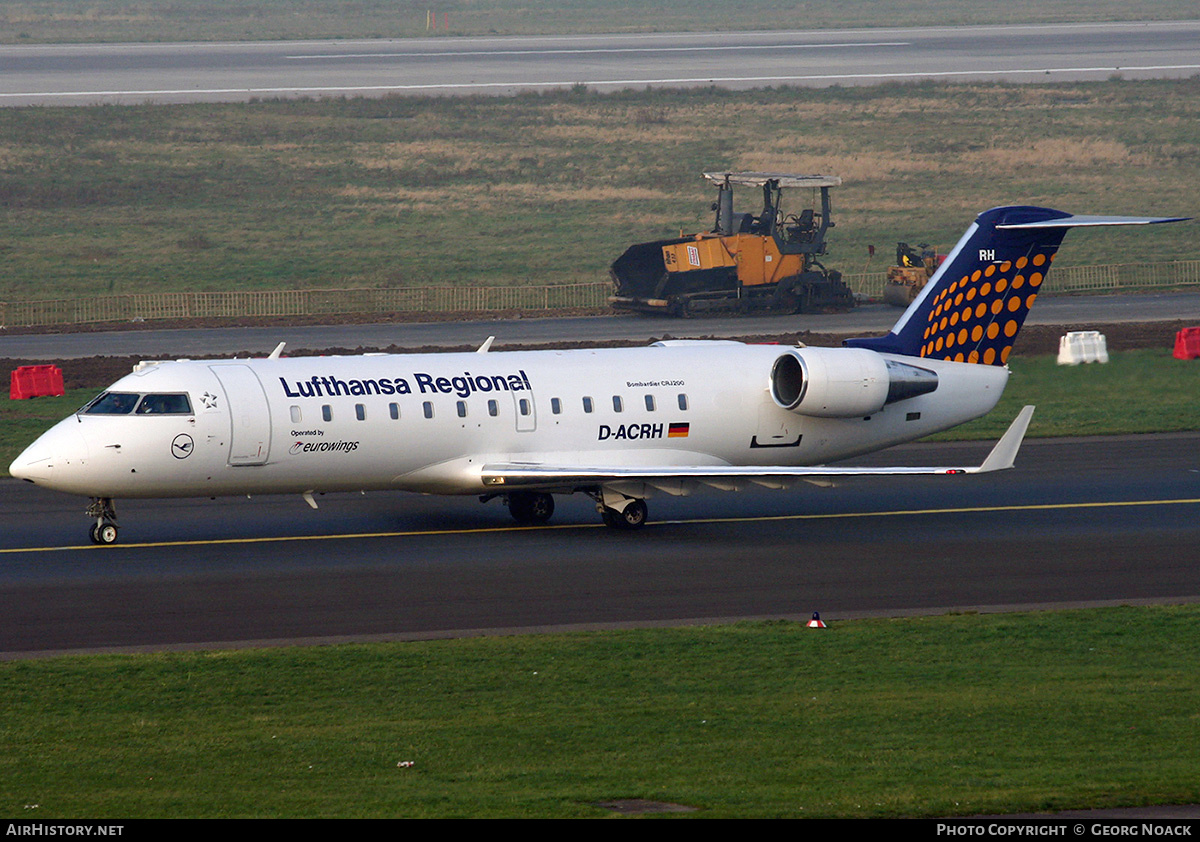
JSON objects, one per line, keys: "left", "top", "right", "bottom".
{"left": 769, "top": 348, "right": 938, "bottom": 418}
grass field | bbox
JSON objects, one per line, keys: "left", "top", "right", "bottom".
{"left": 928, "top": 349, "right": 1200, "bottom": 440}
{"left": 1, "top": 79, "right": 1197, "bottom": 304}
{"left": 3, "top": 606, "right": 1200, "bottom": 818}
{"left": 1, "top": 0, "right": 1196, "bottom": 44}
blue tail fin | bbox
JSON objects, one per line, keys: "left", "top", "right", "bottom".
{"left": 845, "top": 206, "right": 1187, "bottom": 365}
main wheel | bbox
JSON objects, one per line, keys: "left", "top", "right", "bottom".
{"left": 619, "top": 499, "right": 648, "bottom": 529}
{"left": 507, "top": 492, "right": 555, "bottom": 525}
{"left": 602, "top": 499, "right": 648, "bottom": 530}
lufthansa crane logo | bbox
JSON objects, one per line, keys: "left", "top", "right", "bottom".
{"left": 171, "top": 434, "right": 194, "bottom": 459}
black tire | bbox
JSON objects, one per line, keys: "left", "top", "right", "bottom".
{"left": 620, "top": 499, "right": 648, "bottom": 529}
{"left": 602, "top": 499, "right": 648, "bottom": 530}
{"left": 95, "top": 523, "right": 119, "bottom": 545}
{"left": 507, "top": 492, "right": 555, "bottom": 524}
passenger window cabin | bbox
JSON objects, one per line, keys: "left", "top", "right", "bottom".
{"left": 282, "top": 386, "right": 685, "bottom": 430}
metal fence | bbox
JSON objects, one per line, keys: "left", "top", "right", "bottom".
{"left": 2, "top": 261, "right": 1199, "bottom": 328}
{"left": 842, "top": 259, "right": 1200, "bottom": 300}
{"left": 0, "top": 283, "right": 612, "bottom": 328}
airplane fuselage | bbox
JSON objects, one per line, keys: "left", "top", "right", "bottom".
{"left": 14, "top": 341, "right": 1007, "bottom": 500}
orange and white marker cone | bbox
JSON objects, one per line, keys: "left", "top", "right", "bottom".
{"left": 807, "top": 611, "right": 827, "bottom": 629}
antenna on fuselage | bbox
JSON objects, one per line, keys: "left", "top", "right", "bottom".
{"left": 477, "top": 336, "right": 495, "bottom": 354}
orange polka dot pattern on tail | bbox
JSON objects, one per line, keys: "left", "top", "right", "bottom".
{"left": 918, "top": 252, "right": 1053, "bottom": 365}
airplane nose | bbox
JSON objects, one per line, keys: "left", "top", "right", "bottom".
{"left": 9, "top": 442, "right": 53, "bottom": 482}
{"left": 9, "top": 423, "right": 89, "bottom": 487}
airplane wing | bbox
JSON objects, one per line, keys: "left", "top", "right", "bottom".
{"left": 481, "top": 406, "right": 1034, "bottom": 490}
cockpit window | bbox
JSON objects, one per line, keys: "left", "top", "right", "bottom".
{"left": 136, "top": 393, "right": 193, "bottom": 415}
{"left": 81, "top": 392, "right": 141, "bottom": 415}
{"left": 81, "top": 392, "right": 193, "bottom": 416}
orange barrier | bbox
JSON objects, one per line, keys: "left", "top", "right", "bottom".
{"left": 10, "top": 365, "right": 65, "bottom": 399}
{"left": 1174, "top": 327, "right": 1200, "bottom": 360}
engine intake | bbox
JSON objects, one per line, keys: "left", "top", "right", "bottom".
{"left": 770, "top": 348, "right": 937, "bottom": 418}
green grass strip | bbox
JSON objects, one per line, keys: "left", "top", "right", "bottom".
{"left": 3, "top": 606, "right": 1200, "bottom": 818}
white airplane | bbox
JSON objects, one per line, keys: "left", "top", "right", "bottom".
{"left": 9, "top": 205, "right": 1186, "bottom": 544}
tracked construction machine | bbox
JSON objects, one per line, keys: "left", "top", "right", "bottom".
{"left": 609, "top": 172, "right": 854, "bottom": 317}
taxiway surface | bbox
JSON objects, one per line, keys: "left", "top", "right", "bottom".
{"left": 3, "top": 432, "right": 1198, "bottom": 658}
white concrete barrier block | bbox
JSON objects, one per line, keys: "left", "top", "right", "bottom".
{"left": 1057, "top": 331, "right": 1109, "bottom": 365}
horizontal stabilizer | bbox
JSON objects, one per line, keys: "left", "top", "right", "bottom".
{"left": 997, "top": 214, "right": 1190, "bottom": 229}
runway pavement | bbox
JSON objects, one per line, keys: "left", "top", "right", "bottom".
{"left": 2, "top": 20, "right": 1198, "bottom": 106}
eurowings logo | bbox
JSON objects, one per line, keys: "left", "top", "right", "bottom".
{"left": 289, "top": 440, "right": 359, "bottom": 455}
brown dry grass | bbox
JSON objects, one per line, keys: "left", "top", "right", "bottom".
{"left": 1, "top": 79, "right": 1196, "bottom": 299}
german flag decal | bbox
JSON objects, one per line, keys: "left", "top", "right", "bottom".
{"left": 668, "top": 422, "right": 690, "bottom": 438}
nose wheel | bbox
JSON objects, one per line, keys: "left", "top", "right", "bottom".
{"left": 90, "top": 522, "right": 119, "bottom": 545}
{"left": 86, "top": 498, "right": 120, "bottom": 545}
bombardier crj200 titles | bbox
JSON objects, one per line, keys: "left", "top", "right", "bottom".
{"left": 10, "top": 206, "right": 1187, "bottom": 544}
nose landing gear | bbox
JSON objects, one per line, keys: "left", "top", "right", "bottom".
{"left": 86, "top": 497, "right": 119, "bottom": 545}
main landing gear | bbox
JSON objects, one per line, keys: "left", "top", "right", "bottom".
{"left": 495, "top": 491, "right": 649, "bottom": 530}
{"left": 506, "top": 491, "right": 556, "bottom": 525}
{"left": 86, "top": 497, "right": 120, "bottom": 545}
{"left": 599, "top": 498, "right": 648, "bottom": 530}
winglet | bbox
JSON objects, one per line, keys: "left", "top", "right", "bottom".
{"left": 975, "top": 405, "right": 1035, "bottom": 473}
